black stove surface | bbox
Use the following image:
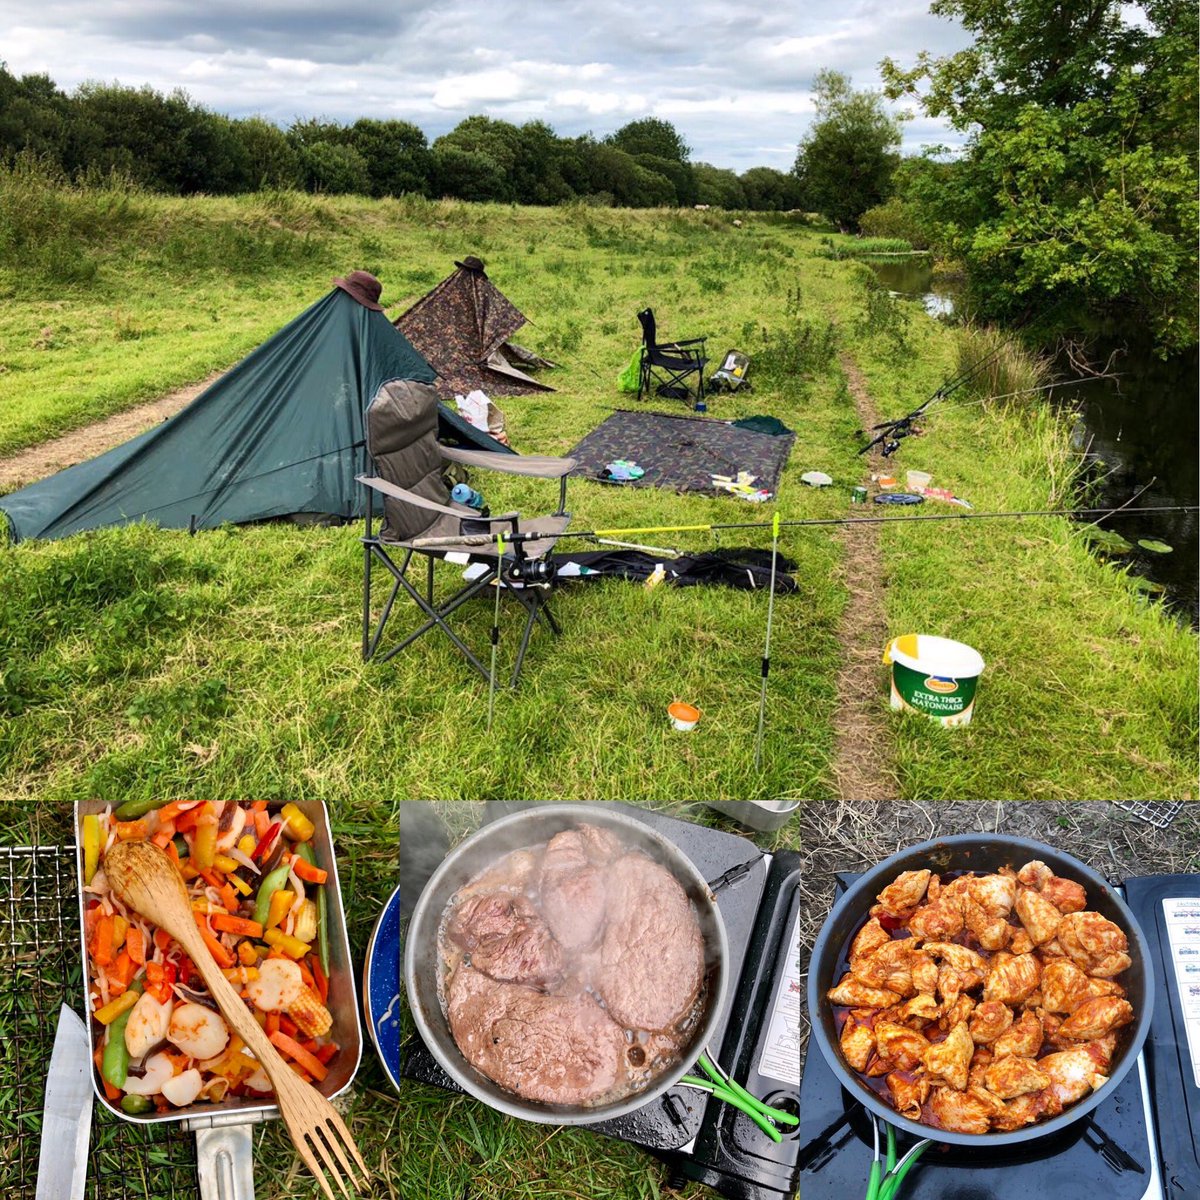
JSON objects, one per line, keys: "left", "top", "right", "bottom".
{"left": 799, "top": 871, "right": 1160, "bottom": 1200}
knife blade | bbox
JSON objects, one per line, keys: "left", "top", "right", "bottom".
{"left": 35, "top": 1004, "right": 93, "bottom": 1200}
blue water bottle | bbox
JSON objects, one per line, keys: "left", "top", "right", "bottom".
{"left": 451, "top": 483, "right": 486, "bottom": 511}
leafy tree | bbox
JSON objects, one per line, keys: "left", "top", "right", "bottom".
{"left": 0, "top": 66, "right": 71, "bottom": 165}
{"left": 429, "top": 144, "right": 507, "bottom": 202}
{"left": 792, "top": 70, "right": 901, "bottom": 230}
{"left": 606, "top": 117, "right": 690, "bottom": 164}
{"left": 298, "top": 140, "right": 370, "bottom": 194}
{"left": 345, "top": 118, "right": 430, "bottom": 197}
{"left": 234, "top": 117, "right": 301, "bottom": 190}
{"left": 510, "top": 120, "right": 574, "bottom": 204}
{"left": 692, "top": 163, "right": 746, "bottom": 209}
{"left": 632, "top": 153, "right": 695, "bottom": 206}
{"left": 739, "top": 166, "right": 803, "bottom": 211}
{"left": 882, "top": 0, "right": 1198, "bottom": 349}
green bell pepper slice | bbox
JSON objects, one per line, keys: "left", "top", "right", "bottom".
{"left": 101, "top": 977, "right": 144, "bottom": 1090}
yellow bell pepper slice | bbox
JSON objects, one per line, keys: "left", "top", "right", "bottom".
{"left": 82, "top": 814, "right": 101, "bottom": 884}
{"left": 263, "top": 928, "right": 311, "bottom": 959}
{"left": 94, "top": 989, "right": 140, "bottom": 1026}
{"left": 279, "top": 803, "right": 315, "bottom": 842}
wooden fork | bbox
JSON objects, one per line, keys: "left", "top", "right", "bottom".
{"left": 105, "top": 838, "right": 370, "bottom": 1200}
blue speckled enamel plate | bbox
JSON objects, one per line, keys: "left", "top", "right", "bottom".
{"left": 362, "top": 883, "right": 401, "bottom": 1092}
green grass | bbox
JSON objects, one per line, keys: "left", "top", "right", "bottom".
{"left": 0, "top": 189, "right": 1195, "bottom": 800}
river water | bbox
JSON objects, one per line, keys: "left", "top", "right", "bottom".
{"left": 870, "top": 258, "right": 1198, "bottom": 627}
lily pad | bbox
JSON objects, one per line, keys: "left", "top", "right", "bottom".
{"left": 1080, "top": 527, "right": 1133, "bottom": 554}
{"left": 1129, "top": 576, "right": 1166, "bottom": 593}
{"left": 1136, "top": 538, "right": 1173, "bottom": 554}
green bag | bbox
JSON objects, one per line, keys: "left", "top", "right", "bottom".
{"left": 616, "top": 347, "right": 642, "bottom": 392}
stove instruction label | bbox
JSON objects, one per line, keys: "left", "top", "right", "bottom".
{"left": 757, "top": 904, "right": 801, "bottom": 1088}
{"left": 1163, "top": 897, "right": 1200, "bottom": 1090}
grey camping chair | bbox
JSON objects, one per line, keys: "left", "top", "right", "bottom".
{"left": 356, "top": 379, "right": 576, "bottom": 685}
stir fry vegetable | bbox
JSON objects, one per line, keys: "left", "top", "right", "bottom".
{"left": 81, "top": 802, "right": 340, "bottom": 1114}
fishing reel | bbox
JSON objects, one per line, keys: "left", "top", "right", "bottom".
{"left": 505, "top": 558, "right": 555, "bottom": 584}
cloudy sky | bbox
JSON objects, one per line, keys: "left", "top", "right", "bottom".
{"left": 0, "top": 1, "right": 973, "bottom": 170}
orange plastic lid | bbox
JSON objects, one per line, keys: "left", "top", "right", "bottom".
{"left": 667, "top": 701, "right": 701, "bottom": 722}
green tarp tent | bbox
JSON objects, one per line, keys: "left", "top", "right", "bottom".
{"left": 0, "top": 283, "right": 512, "bottom": 543}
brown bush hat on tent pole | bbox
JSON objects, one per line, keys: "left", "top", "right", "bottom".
{"left": 453, "top": 255, "right": 487, "bottom": 274}
{"left": 332, "top": 270, "right": 384, "bottom": 311}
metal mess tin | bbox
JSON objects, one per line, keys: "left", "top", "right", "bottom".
{"left": 704, "top": 800, "right": 802, "bottom": 832}
{"left": 74, "top": 801, "right": 363, "bottom": 1200}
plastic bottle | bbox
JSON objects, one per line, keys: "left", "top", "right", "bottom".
{"left": 451, "top": 483, "right": 485, "bottom": 510}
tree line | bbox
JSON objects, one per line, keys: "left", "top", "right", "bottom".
{"left": 0, "top": 66, "right": 807, "bottom": 210}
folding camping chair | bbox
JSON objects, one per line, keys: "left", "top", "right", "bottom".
{"left": 356, "top": 379, "right": 577, "bottom": 686}
{"left": 636, "top": 308, "right": 709, "bottom": 405}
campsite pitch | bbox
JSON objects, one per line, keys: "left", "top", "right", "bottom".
{"left": 0, "top": 192, "right": 1195, "bottom": 801}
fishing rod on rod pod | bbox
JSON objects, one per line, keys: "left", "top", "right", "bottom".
{"left": 857, "top": 298, "right": 1076, "bottom": 457}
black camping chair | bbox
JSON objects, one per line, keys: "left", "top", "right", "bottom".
{"left": 637, "top": 308, "right": 708, "bottom": 405}
{"left": 356, "top": 379, "right": 576, "bottom": 686}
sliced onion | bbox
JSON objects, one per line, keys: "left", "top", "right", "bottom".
{"left": 227, "top": 846, "right": 260, "bottom": 875}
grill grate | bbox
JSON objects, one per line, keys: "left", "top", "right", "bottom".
{"left": 0, "top": 842, "right": 198, "bottom": 1200}
{"left": 1113, "top": 801, "right": 1185, "bottom": 830}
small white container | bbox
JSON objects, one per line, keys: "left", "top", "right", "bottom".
{"left": 704, "top": 800, "right": 801, "bottom": 831}
{"left": 906, "top": 470, "right": 932, "bottom": 489}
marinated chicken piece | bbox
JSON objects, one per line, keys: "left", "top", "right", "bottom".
{"left": 1040, "top": 1040, "right": 1113, "bottom": 1105}
{"left": 971, "top": 872, "right": 1018, "bottom": 917}
{"left": 887, "top": 1072, "right": 930, "bottom": 1120}
{"left": 991, "top": 1088, "right": 1064, "bottom": 1132}
{"left": 911, "top": 953, "right": 938, "bottom": 995}
{"left": 928, "top": 1085, "right": 993, "bottom": 1134}
{"left": 1039, "top": 960, "right": 1123, "bottom": 1014}
{"left": 968, "top": 1000, "right": 1014, "bottom": 1044}
{"left": 922, "top": 942, "right": 986, "bottom": 974}
{"left": 984, "top": 1056, "right": 1051, "bottom": 1099}
{"left": 893, "top": 993, "right": 941, "bottom": 1024}
{"left": 1057, "top": 912, "right": 1132, "bottom": 978}
{"left": 983, "top": 952, "right": 1041, "bottom": 1005}
{"left": 992, "top": 1009, "right": 1045, "bottom": 1060}
{"left": 1006, "top": 930, "right": 1032, "bottom": 956}
{"left": 963, "top": 895, "right": 1013, "bottom": 952}
{"left": 1041, "top": 876, "right": 1087, "bottom": 914}
{"left": 909, "top": 891, "right": 965, "bottom": 940}
{"left": 967, "top": 1084, "right": 1008, "bottom": 1122}
{"left": 1016, "top": 861, "right": 1053, "bottom": 889}
{"left": 850, "top": 917, "right": 891, "bottom": 964}
{"left": 840, "top": 1017, "right": 876, "bottom": 1072}
{"left": 849, "top": 940, "right": 931, "bottom": 998}
{"left": 1058, "top": 996, "right": 1134, "bottom": 1040}
{"left": 827, "top": 974, "right": 901, "bottom": 1008}
{"left": 874, "top": 870, "right": 932, "bottom": 916}
{"left": 967, "top": 1045, "right": 993, "bottom": 1089}
{"left": 1017, "top": 861, "right": 1088, "bottom": 914}
{"left": 937, "top": 963, "right": 982, "bottom": 1007}
{"left": 922, "top": 1021, "right": 973, "bottom": 1091}
{"left": 940, "top": 994, "right": 976, "bottom": 1031}
{"left": 1014, "top": 886, "right": 1063, "bottom": 946}
{"left": 874, "top": 1022, "right": 930, "bottom": 1071}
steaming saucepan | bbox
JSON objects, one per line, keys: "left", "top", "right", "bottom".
{"left": 403, "top": 803, "right": 731, "bottom": 1125}
{"left": 806, "top": 833, "right": 1155, "bottom": 1148}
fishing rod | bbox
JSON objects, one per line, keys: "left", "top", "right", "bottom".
{"left": 410, "top": 504, "right": 1198, "bottom": 553}
{"left": 857, "top": 299, "right": 1070, "bottom": 457}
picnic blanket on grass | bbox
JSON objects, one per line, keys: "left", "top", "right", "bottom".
{"left": 567, "top": 410, "right": 795, "bottom": 498}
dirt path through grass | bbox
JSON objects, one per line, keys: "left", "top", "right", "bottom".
{"left": 0, "top": 372, "right": 221, "bottom": 489}
{"left": 831, "top": 355, "right": 898, "bottom": 800}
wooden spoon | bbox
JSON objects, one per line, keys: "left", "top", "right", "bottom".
{"left": 105, "top": 838, "right": 369, "bottom": 1199}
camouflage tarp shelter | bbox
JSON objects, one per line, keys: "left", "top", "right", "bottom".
{"left": 394, "top": 256, "right": 555, "bottom": 399}
{"left": 0, "top": 275, "right": 511, "bottom": 543}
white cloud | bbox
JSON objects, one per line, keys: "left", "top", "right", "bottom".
{"left": 0, "top": 0, "right": 976, "bottom": 168}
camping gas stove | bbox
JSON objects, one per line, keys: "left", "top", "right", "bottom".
{"left": 799, "top": 872, "right": 1200, "bottom": 1200}
{"left": 400, "top": 801, "right": 802, "bottom": 1200}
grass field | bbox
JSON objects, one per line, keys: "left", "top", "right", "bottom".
{"left": 0, "top": 188, "right": 1196, "bottom": 799}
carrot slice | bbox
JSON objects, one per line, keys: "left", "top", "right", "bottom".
{"left": 291, "top": 858, "right": 328, "bottom": 885}
{"left": 92, "top": 914, "right": 114, "bottom": 967}
{"left": 268, "top": 1030, "right": 329, "bottom": 1082}
{"left": 193, "top": 913, "right": 235, "bottom": 968}
{"left": 211, "top": 914, "right": 264, "bottom": 938}
{"left": 126, "top": 927, "right": 147, "bottom": 966}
